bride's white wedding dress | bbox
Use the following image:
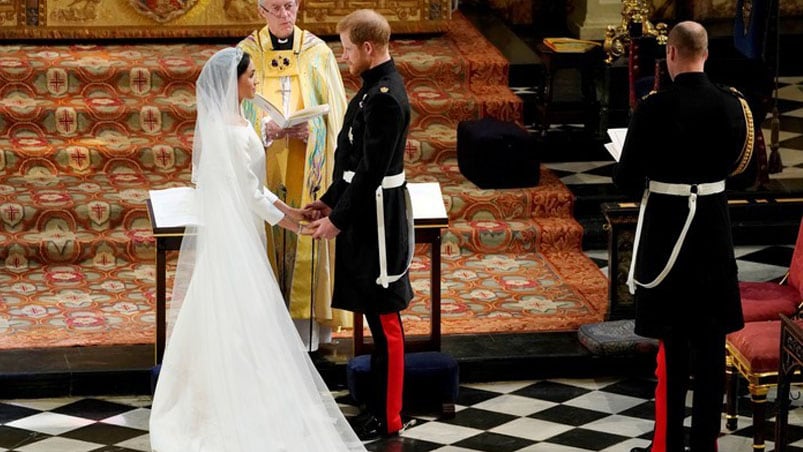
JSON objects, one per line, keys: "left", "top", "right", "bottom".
{"left": 149, "top": 48, "right": 363, "bottom": 452}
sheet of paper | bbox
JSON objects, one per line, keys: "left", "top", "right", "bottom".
{"left": 149, "top": 187, "right": 198, "bottom": 228}
{"left": 606, "top": 128, "right": 628, "bottom": 162}
{"left": 150, "top": 182, "right": 447, "bottom": 229}
{"left": 408, "top": 182, "right": 448, "bottom": 221}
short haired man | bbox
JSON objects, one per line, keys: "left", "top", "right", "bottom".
{"left": 306, "top": 9, "right": 413, "bottom": 442}
{"left": 614, "top": 21, "right": 755, "bottom": 452}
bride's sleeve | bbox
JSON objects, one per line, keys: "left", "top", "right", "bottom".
{"left": 239, "top": 139, "right": 285, "bottom": 226}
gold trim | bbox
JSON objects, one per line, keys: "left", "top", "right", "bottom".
{"left": 730, "top": 95, "right": 755, "bottom": 177}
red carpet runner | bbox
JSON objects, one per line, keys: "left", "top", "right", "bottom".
{"left": 0, "top": 13, "right": 607, "bottom": 349}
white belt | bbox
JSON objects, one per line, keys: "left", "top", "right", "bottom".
{"left": 342, "top": 170, "right": 414, "bottom": 288}
{"left": 627, "top": 180, "right": 726, "bottom": 294}
{"left": 343, "top": 170, "right": 405, "bottom": 189}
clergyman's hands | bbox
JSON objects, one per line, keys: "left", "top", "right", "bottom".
{"left": 307, "top": 217, "right": 340, "bottom": 240}
{"left": 261, "top": 118, "right": 284, "bottom": 145}
{"left": 302, "top": 200, "right": 332, "bottom": 221}
{"left": 286, "top": 122, "right": 309, "bottom": 143}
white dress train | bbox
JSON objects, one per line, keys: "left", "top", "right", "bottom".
{"left": 149, "top": 124, "right": 364, "bottom": 452}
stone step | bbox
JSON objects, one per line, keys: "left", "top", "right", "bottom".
{"left": 407, "top": 158, "right": 574, "bottom": 221}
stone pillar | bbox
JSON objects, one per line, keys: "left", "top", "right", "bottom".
{"left": 567, "top": 0, "right": 622, "bottom": 40}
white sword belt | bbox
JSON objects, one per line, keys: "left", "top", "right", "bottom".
{"left": 627, "top": 179, "right": 726, "bottom": 295}
{"left": 342, "top": 170, "right": 414, "bottom": 288}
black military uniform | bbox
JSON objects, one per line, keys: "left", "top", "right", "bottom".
{"left": 320, "top": 59, "right": 412, "bottom": 435}
{"left": 614, "top": 72, "right": 754, "bottom": 452}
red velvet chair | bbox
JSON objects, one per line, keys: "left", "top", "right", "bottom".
{"left": 724, "top": 218, "right": 803, "bottom": 450}
{"left": 739, "top": 219, "right": 803, "bottom": 322}
{"left": 725, "top": 319, "right": 803, "bottom": 450}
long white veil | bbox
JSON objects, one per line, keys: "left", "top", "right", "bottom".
{"left": 151, "top": 47, "right": 364, "bottom": 452}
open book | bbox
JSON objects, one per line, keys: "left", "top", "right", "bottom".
{"left": 605, "top": 128, "right": 628, "bottom": 162}
{"left": 251, "top": 93, "right": 329, "bottom": 128}
{"left": 543, "top": 37, "right": 601, "bottom": 53}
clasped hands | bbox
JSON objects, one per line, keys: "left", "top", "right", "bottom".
{"left": 286, "top": 200, "right": 340, "bottom": 240}
{"left": 261, "top": 118, "right": 309, "bottom": 145}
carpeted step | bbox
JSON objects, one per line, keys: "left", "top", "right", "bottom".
{"left": 0, "top": 172, "right": 186, "bottom": 239}
{"left": 0, "top": 44, "right": 218, "bottom": 99}
{"left": 407, "top": 158, "right": 575, "bottom": 221}
{"left": 1, "top": 225, "right": 154, "bottom": 269}
{"left": 408, "top": 86, "right": 522, "bottom": 130}
{"left": 0, "top": 93, "right": 196, "bottom": 138}
{"left": 0, "top": 259, "right": 156, "bottom": 349}
{"left": 0, "top": 134, "right": 192, "bottom": 176}
{"left": 401, "top": 251, "right": 607, "bottom": 336}
{"left": 443, "top": 217, "right": 584, "bottom": 255}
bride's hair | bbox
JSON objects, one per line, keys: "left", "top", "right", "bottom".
{"left": 236, "top": 51, "right": 252, "bottom": 79}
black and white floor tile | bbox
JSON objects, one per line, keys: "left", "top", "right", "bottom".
{"left": 3, "top": 378, "right": 803, "bottom": 452}
{"left": 1, "top": 251, "right": 795, "bottom": 451}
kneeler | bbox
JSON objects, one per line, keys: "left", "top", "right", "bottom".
{"left": 347, "top": 296, "right": 459, "bottom": 418}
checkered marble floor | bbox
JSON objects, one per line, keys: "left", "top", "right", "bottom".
{"left": 3, "top": 376, "right": 803, "bottom": 452}
{"left": 528, "top": 76, "right": 803, "bottom": 186}
{"left": 0, "top": 245, "right": 797, "bottom": 452}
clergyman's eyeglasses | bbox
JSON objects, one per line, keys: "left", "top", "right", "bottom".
{"left": 259, "top": 1, "right": 298, "bottom": 17}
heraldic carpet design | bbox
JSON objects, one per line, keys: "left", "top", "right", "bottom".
{"left": 0, "top": 12, "right": 607, "bottom": 349}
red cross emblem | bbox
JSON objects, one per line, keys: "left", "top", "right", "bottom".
{"left": 66, "top": 146, "right": 90, "bottom": 171}
{"left": 130, "top": 68, "right": 151, "bottom": 96}
{"left": 47, "top": 68, "right": 68, "bottom": 96}
{"left": 6, "top": 250, "right": 28, "bottom": 272}
{"left": 1, "top": 203, "right": 24, "bottom": 228}
{"left": 140, "top": 106, "right": 161, "bottom": 134}
{"left": 55, "top": 107, "right": 77, "bottom": 135}
{"left": 152, "top": 145, "right": 174, "bottom": 169}
{"left": 87, "top": 201, "right": 110, "bottom": 225}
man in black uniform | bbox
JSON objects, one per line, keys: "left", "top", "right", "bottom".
{"left": 613, "top": 21, "right": 754, "bottom": 452}
{"left": 306, "top": 9, "right": 413, "bottom": 442}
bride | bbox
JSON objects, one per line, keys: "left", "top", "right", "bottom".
{"left": 149, "top": 47, "right": 364, "bottom": 452}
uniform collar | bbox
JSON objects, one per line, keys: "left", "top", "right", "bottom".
{"left": 361, "top": 59, "right": 395, "bottom": 86}
{"left": 673, "top": 71, "right": 710, "bottom": 87}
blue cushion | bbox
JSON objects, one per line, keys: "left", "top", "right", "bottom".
{"left": 347, "top": 351, "right": 459, "bottom": 405}
{"left": 577, "top": 319, "right": 658, "bottom": 357}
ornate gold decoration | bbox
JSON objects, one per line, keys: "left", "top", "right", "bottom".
{"left": 51, "top": 0, "right": 101, "bottom": 22}
{"left": 603, "top": 0, "right": 669, "bottom": 64}
{"left": 224, "top": 0, "right": 257, "bottom": 21}
{"left": 3, "top": 0, "right": 450, "bottom": 39}
{"left": 128, "top": 0, "right": 198, "bottom": 23}
{"left": 731, "top": 94, "right": 755, "bottom": 176}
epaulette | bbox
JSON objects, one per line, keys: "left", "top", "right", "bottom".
{"left": 716, "top": 84, "right": 746, "bottom": 99}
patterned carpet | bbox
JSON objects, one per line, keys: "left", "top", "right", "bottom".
{"left": 0, "top": 13, "right": 608, "bottom": 349}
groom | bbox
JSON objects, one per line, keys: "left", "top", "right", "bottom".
{"left": 305, "top": 9, "right": 413, "bottom": 442}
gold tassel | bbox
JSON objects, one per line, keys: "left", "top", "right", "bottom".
{"left": 768, "top": 106, "right": 783, "bottom": 174}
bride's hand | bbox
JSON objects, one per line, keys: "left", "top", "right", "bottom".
{"left": 285, "top": 207, "right": 305, "bottom": 222}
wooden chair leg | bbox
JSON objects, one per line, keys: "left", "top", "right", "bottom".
{"left": 725, "top": 354, "right": 739, "bottom": 431}
{"left": 749, "top": 384, "right": 769, "bottom": 451}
